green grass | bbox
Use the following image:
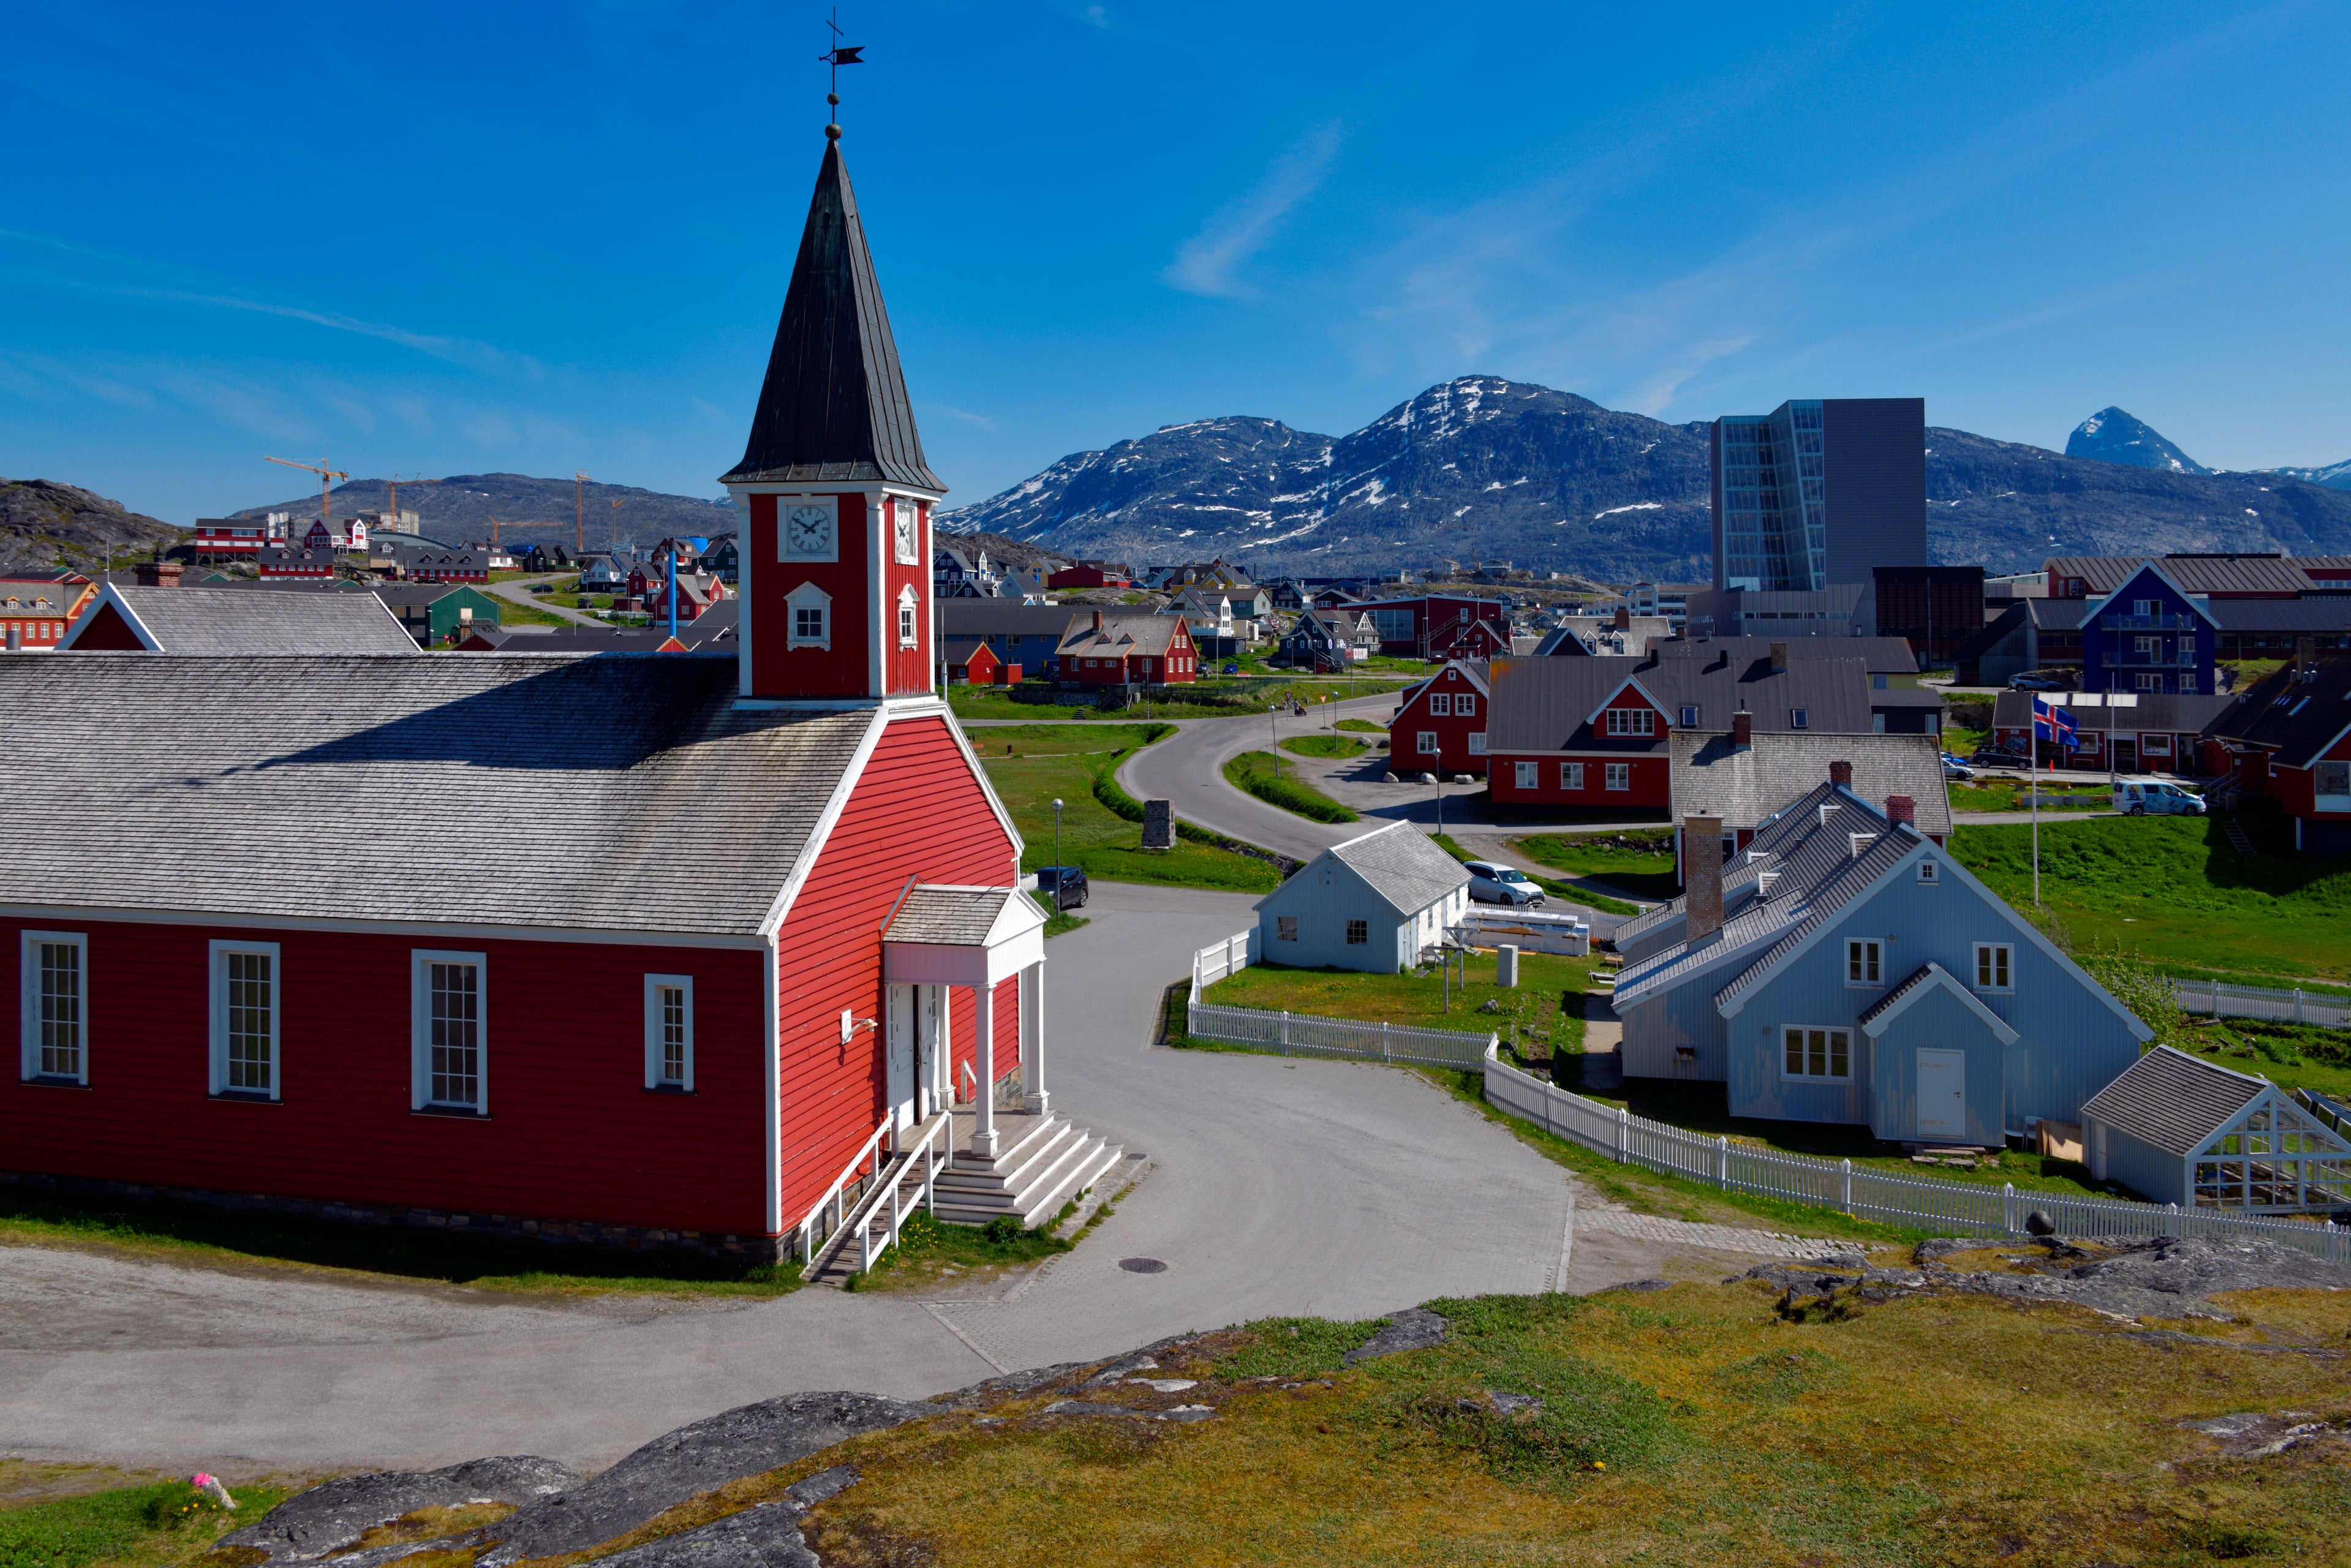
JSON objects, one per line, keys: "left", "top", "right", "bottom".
{"left": 1335, "top": 717, "right": 1385, "bottom": 733}
{"left": 948, "top": 677, "right": 1409, "bottom": 725}
{"left": 1042, "top": 911, "right": 1090, "bottom": 938}
{"left": 1202, "top": 951, "right": 1600, "bottom": 1041}
{"left": 1949, "top": 780, "right": 2112, "bottom": 812}
{"left": 984, "top": 750, "right": 1280, "bottom": 892}
{"left": 0, "top": 1188, "right": 804, "bottom": 1298}
{"left": 840, "top": 1207, "right": 1073, "bottom": 1293}
{"left": 1427, "top": 833, "right": 1644, "bottom": 918}
{"left": 1511, "top": 829, "right": 1681, "bottom": 901}
{"left": 959, "top": 723, "right": 1172, "bottom": 757}
{"left": 2167, "top": 1016, "right": 2351, "bottom": 1105}
{"left": 1952, "top": 812, "right": 2350, "bottom": 984}
{"left": 1223, "top": 750, "right": 1359, "bottom": 823}
{"left": 486, "top": 597, "right": 572, "bottom": 628}
{"left": 1278, "top": 733, "right": 1369, "bottom": 758}
{"left": 0, "top": 1479, "right": 293, "bottom": 1568}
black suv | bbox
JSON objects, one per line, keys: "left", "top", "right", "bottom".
{"left": 1036, "top": 865, "right": 1089, "bottom": 911}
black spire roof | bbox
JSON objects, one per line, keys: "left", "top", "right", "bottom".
{"left": 722, "top": 140, "right": 943, "bottom": 492}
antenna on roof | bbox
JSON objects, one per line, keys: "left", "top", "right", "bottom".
{"left": 819, "top": 6, "right": 864, "bottom": 140}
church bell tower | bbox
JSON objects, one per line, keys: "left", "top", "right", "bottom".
{"left": 721, "top": 127, "right": 944, "bottom": 704}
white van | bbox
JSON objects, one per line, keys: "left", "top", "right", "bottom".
{"left": 2116, "top": 777, "right": 2206, "bottom": 816}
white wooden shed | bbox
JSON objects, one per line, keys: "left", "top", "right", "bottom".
{"left": 2082, "top": 1046, "right": 2351, "bottom": 1213}
{"left": 1254, "top": 823, "right": 1471, "bottom": 974}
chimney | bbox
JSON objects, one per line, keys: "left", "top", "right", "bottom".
{"left": 1613, "top": 606, "right": 1631, "bottom": 630}
{"left": 1092, "top": 608, "right": 1104, "bottom": 633}
{"left": 1885, "top": 794, "right": 1916, "bottom": 828}
{"left": 2296, "top": 635, "right": 2317, "bottom": 677}
{"left": 1685, "top": 815, "right": 1725, "bottom": 944}
{"left": 1731, "top": 707, "right": 1753, "bottom": 750}
{"left": 134, "top": 560, "right": 183, "bottom": 589}
{"left": 1768, "top": 640, "right": 1789, "bottom": 673}
{"left": 1830, "top": 759, "right": 1852, "bottom": 788}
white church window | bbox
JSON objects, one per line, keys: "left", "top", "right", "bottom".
{"left": 787, "top": 582, "right": 832, "bottom": 650}
{"left": 897, "top": 585, "right": 920, "bottom": 648}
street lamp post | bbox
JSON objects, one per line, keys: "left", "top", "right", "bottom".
{"left": 1269, "top": 704, "right": 1280, "bottom": 779}
{"left": 1051, "top": 798, "right": 1063, "bottom": 891}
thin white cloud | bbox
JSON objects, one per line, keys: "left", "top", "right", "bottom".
{"left": 1163, "top": 123, "right": 1343, "bottom": 300}
{"left": 926, "top": 401, "right": 998, "bottom": 431}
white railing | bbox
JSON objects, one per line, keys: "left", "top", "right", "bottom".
{"left": 1480, "top": 1044, "right": 2351, "bottom": 1265}
{"left": 860, "top": 1109, "right": 954, "bottom": 1275}
{"left": 1187, "top": 930, "right": 1494, "bottom": 1068}
{"left": 795, "top": 1113, "right": 894, "bottom": 1267}
{"left": 2170, "top": 977, "right": 2350, "bottom": 1030}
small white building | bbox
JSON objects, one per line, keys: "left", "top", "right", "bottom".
{"left": 1254, "top": 822, "right": 1472, "bottom": 974}
{"left": 2081, "top": 1046, "right": 2351, "bottom": 1213}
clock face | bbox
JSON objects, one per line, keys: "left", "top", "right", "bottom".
{"left": 892, "top": 499, "right": 919, "bottom": 565}
{"left": 780, "top": 500, "right": 836, "bottom": 562}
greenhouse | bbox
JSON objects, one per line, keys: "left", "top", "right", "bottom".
{"left": 2083, "top": 1046, "right": 2351, "bottom": 1213}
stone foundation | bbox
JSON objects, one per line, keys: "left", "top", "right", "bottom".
{"left": 0, "top": 1169, "right": 788, "bottom": 1266}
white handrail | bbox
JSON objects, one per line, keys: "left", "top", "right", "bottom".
{"left": 796, "top": 1112, "right": 894, "bottom": 1265}
{"left": 861, "top": 1107, "right": 954, "bottom": 1275}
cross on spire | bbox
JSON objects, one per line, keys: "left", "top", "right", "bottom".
{"left": 819, "top": 7, "right": 862, "bottom": 140}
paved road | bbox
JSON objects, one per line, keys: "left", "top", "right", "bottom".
{"left": 483, "top": 573, "right": 602, "bottom": 628}
{"left": 0, "top": 883, "right": 1689, "bottom": 1474}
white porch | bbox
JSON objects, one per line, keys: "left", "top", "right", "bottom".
{"left": 881, "top": 882, "right": 1053, "bottom": 1158}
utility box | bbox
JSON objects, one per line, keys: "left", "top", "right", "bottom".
{"left": 1496, "top": 944, "right": 1519, "bottom": 989}
{"left": 1142, "top": 798, "right": 1176, "bottom": 850}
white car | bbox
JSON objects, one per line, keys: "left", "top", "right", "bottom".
{"left": 1462, "top": 861, "right": 1545, "bottom": 907}
{"left": 2116, "top": 777, "right": 2206, "bottom": 816}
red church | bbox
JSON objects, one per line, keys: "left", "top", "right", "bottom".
{"left": 0, "top": 130, "right": 1117, "bottom": 1273}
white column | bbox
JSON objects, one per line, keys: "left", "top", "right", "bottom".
{"left": 971, "top": 981, "right": 999, "bottom": 1158}
{"left": 1021, "top": 960, "right": 1049, "bottom": 1115}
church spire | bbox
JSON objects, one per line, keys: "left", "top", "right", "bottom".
{"left": 722, "top": 137, "right": 942, "bottom": 492}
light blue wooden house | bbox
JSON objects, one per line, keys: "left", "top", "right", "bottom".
{"left": 1255, "top": 823, "right": 1471, "bottom": 974}
{"left": 1612, "top": 770, "right": 2151, "bottom": 1147}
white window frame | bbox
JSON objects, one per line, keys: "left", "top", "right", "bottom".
{"left": 1782, "top": 1025, "right": 1854, "bottom": 1082}
{"left": 209, "top": 939, "right": 282, "bottom": 1100}
{"left": 1678, "top": 704, "right": 1699, "bottom": 728}
{"left": 1974, "top": 943, "right": 2013, "bottom": 992}
{"left": 891, "top": 497, "right": 921, "bottom": 565}
{"left": 644, "top": 974, "right": 695, "bottom": 1091}
{"left": 1417, "top": 731, "right": 1440, "bottom": 754}
{"left": 1345, "top": 919, "right": 1369, "bottom": 946}
{"left": 411, "top": 949, "right": 488, "bottom": 1114}
{"left": 1514, "top": 761, "right": 1538, "bottom": 790}
{"left": 1559, "top": 762, "right": 1585, "bottom": 790}
{"left": 1456, "top": 693, "right": 1476, "bottom": 717}
{"left": 1790, "top": 707, "right": 1809, "bottom": 729}
{"left": 896, "top": 584, "right": 920, "bottom": 649}
{"left": 786, "top": 581, "right": 832, "bottom": 650}
{"left": 1428, "top": 692, "right": 1452, "bottom": 716}
{"left": 1604, "top": 762, "right": 1630, "bottom": 791}
{"left": 1276, "top": 915, "right": 1299, "bottom": 943}
{"left": 1467, "top": 731, "right": 1487, "bottom": 755}
{"left": 1606, "top": 707, "right": 1655, "bottom": 736}
{"left": 1846, "top": 938, "right": 1883, "bottom": 986}
{"left": 1917, "top": 859, "right": 1940, "bottom": 884}
{"left": 19, "top": 930, "right": 88, "bottom": 1085}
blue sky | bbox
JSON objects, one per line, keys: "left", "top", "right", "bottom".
{"left": 4, "top": 1, "right": 2345, "bottom": 523}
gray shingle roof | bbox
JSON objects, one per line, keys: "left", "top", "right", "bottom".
{"left": 2080, "top": 1046, "right": 2269, "bottom": 1156}
{"left": 70, "top": 586, "right": 416, "bottom": 654}
{"left": 1327, "top": 823, "right": 1469, "bottom": 916}
{"left": 0, "top": 654, "right": 875, "bottom": 937}
{"left": 1651, "top": 635, "right": 1920, "bottom": 676}
{"left": 1055, "top": 612, "right": 1186, "bottom": 658}
{"left": 1484, "top": 655, "right": 1874, "bottom": 755}
{"left": 1670, "top": 731, "right": 1954, "bottom": 837}
{"left": 2044, "top": 555, "right": 2313, "bottom": 597}
{"left": 884, "top": 886, "right": 1030, "bottom": 945}
{"left": 1855, "top": 963, "right": 1944, "bottom": 1028}
{"left": 2202, "top": 658, "right": 2351, "bottom": 767}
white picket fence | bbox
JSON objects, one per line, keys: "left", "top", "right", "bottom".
{"left": 1481, "top": 1046, "right": 2351, "bottom": 1265}
{"left": 2170, "top": 977, "right": 2350, "bottom": 1030}
{"left": 1187, "top": 929, "right": 1497, "bottom": 1069}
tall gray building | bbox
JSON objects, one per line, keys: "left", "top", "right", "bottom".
{"left": 1710, "top": 398, "right": 1926, "bottom": 592}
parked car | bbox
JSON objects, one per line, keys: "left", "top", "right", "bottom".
{"left": 1035, "top": 864, "right": 1089, "bottom": 910}
{"left": 1971, "top": 746, "right": 2030, "bottom": 769}
{"left": 1462, "top": 861, "right": 1545, "bottom": 908}
{"left": 1221, "top": 662, "right": 1240, "bottom": 675}
{"left": 1941, "top": 757, "right": 1974, "bottom": 780}
{"left": 2010, "top": 673, "right": 2068, "bottom": 692}
{"left": 2115, "top": 777, "right": 2207, "bottom": 817}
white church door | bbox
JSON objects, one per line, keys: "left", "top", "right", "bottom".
{"left": 886, "top": 984, "right": 918, "bottom": 1134}
{"left": 917, "top": 984, "right": 943, "bottom": 1120}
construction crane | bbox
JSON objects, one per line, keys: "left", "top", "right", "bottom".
{"left": 386, "top": 474, "right": 439, "bottom": 534}
{"left": 611, "top": 496, "right": 625, "bottom": 553}
{"left": 265, "top": 456, "right": 349, "bottom": 542}
{"left": 575, "top": 471, "right": 591, "bottom": 555}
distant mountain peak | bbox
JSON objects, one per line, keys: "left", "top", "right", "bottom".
{"left": 2066, "top": 406, "right": 2209, "bottom": 475}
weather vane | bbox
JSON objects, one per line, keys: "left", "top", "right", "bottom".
{"left": 820, "top": 7, "right": 863, "bottom": 140}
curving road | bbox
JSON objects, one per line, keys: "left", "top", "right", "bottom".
{"left": 483, "top": 573, "right": 603, "bottom": 628}
{"left": 1, "top": 883, "right": 1706, "bottom": 1474}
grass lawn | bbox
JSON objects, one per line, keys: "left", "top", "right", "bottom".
{"left": 1223, "top": 750, "right": 1358, "bottom": 823}
{"left": 488, "top": 598, "right": 572, "bottom": 629}
{"left": 1511, "top": 828, "right": 1681, "bottom": 902}
{"left": 959, "top": 723, "right": 1171, "bottom": 757}
{"left": 1279, "top": 733, "right": 1370, "bottom": 759}
{"left": 1335, "top": 717, "right": 1385, "bottom": 733}
{"left": 983, "top": 750, "right": 1280, "bottom": 892}
{"left": 755, "top": 1280, "right": 2351, "bottom": 1566}
{"left": 1202, "top": 951, "right": 1602, "bottom": 1047}
{"left": 1950, "top": 779, "right": 2112, "bottom": 812}
{"left": 0, "top": 1188, "right": 803, "bottom": 1298}
{"left": 2167, "top": 1016, "right": 2351, "bottom": 1105}
{"left": 0, "top": 1476, "right": 295, "bottom": 1568}
{"left": 1951, "top": 813, "right": 2350, "bottom": 985}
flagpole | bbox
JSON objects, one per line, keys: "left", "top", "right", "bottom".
{"left": 2033, "top": 718, "right": 2042, "bottom": 908}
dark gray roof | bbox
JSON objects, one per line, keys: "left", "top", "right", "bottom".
{"left": 1653, "top": 635, "right": 1920, "bottom": 676}
{"left": 1870, "top": 688, "right": 1945, "bottom": 710}
{"left": 2205, "top": 598, "right": 2351, "bottom": 631}
{"left": 2202, "top": 658, "right": 2351, "bottom": 767}
{"left": 1670, "top": 731, "right": 1953, "bottom": 837}
{"left": 1710, "top": 828, "right": 1923, "bottom": 1011}
{"left": 721, "top": 140, "right": 942, "bottom": 492}
{"left": 1321, "top": 823, "right": 1468, "bottom": 916}
{"left": 1855, "top": 963, "right": 1944, "bottom": 1028}
{"left": 66, "top": 586, "right": 415, "bottom": 655}
{"left": 2023, "top": 597, "right": 2089, "bottom": 629}
{"left": 1484, "top": 655, "right": 1874, "bottom": 755}
{"left": 1055, "top": 612, "right": 1185, "bottom": 658}
{"left": 2044, "top": 555, "right": 2312, "bottom": 596}
{"left": 938, "top": 602, "right": 1084, "bottom": 640}
{"left": 2080, "top": 1046, "right": 2269, "bottom": 1156}
{"left": 1991, "top": 690, "right": 2235, "bottom": 734}
{"left": 0, "top": 654, "right": 875, "bottom": 937}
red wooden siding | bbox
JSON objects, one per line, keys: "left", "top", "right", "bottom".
{"left": 886, "top": 500, "right": 932, "bottom": 698}
{"left": 1487, "top": 752, "right": 1671, "bottom": 807}
{"left": 771, "top": 713, "right": 1019, "bottom": 1227}
{"left": 65, "top": 602, "right": 145, "bottom": 650}
{"left": 746, "top": 491, "right": 877, "bottom": 701}
{"left": 0, "top": 919, "right": 772, "bottom": 1234}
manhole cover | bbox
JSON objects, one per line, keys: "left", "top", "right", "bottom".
{"left": 1118, "top": 1257, "right": 1168, "bottom": 1274}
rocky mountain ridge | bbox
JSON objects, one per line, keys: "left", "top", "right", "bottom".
{"left": 0, "top": 478, "right": 183, "bottom": 576}
{"left": 2065, "top": 405, "right": 2209, "bottom": 474}
{"left": 230, "top": 473, "right": 739, "bottom": 552}
{"left": 940, "top": 377, "right": 2351, "bottom": 579}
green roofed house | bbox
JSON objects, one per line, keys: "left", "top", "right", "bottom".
{"left": 374, "top": 583, "right": 504, "bottom": 647}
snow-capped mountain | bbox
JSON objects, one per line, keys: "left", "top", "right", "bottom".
{"left": 942, "top": 378, "right": 2351, "bottom": 578}
{"left": 2065, "top": 407, "right": 2209, "bottom": 475}
{"left": 2255, "top": 457, "right": 2351, "bottom": 491}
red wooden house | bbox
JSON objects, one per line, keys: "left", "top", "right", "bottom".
{"left": 0, "top": 130, "right": 1117, "bottom": 1269}
{"left": 1390, "top": 660, "right": 1492, "bottom": 775}
{"left": 0, "top": 575, "right": 96, "bottom": 649}
{"left": 943, "top": 637, "right": 1018, "bottom": 685}
{"left": 1051, "top": 610, "right": 1198, "bottom": 684}
{"left": 2203, "top": 656, "right": 2351, "bottom": 852}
